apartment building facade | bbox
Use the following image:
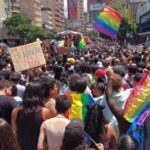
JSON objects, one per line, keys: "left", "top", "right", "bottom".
{"left": 41, "top": 0, "right": 64, "bottom": 31}
{"left": 11, "top": 0, "right": 42, "bottom": 27}
{"left": 68, "top": 0, "right": 84, "bottom": 31}
{"left": 87, "top": 0, "right": 104, "bottom": 23}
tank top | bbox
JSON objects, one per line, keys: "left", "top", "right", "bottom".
{"left": 45, "top": 117, "right": 70, "bottom": 150}
{"left": 16, "top": 107, "right": 43, "bottom": 150}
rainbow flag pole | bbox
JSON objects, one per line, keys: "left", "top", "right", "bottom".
{"left": 93, "top": 5, "right": 122, "bottom": 39}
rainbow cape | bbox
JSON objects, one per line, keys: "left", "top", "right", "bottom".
{"left": 93, "top": 5, "right": 122, "bottom": 39}
{"left": 56, "top": 40, "right": 65, "bottom": 47}
{"left": 79, "top": 36, "right": 86, "bottom": 49}
{"left": 68, "top": 93, "right": 94, "bottom": 120}
{"left": 123, "top": 71, "right": 150, "bottom": 123}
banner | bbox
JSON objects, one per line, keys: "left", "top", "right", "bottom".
{"left": 68, "top": 0, "right": 77, "bottom": 19}
{"left": 10, "top": 42, "right": 46, "bottom": 72}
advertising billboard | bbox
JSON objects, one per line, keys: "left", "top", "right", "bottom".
{"left": 130, "top": 0, "right": 147, "bottom": 3}
{"left": 90, "top": 3, "right": 104, "bottom": 11}
{"left": 67, "top": 20, "right": 82, "bottom": 28}
{"left": 68, "top": 0, "right": 77, "bottom": 19}
{"left": 139, "top": 10, "right": 150, "bottom": 33}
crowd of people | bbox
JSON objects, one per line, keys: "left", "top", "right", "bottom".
{"left": 0, "top": 35, "right": 150, "bottom": 150}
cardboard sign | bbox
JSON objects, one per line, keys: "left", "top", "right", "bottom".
{"left": 10, "top": 42, "right": 46, "bottom": 72}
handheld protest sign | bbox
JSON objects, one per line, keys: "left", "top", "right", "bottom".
{"left": 10, "top": 42, "right": 46, "bottom": 72}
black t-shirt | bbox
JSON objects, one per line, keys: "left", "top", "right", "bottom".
{"left": 0, "top": 95, "right": 18, "bottom": 124}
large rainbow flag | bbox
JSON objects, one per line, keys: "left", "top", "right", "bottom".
{"left": 68, "top": 93, "right": 94, "bottom": 120}
{"left": 93, "top": 6, "right": 122, "bottom": 39}
{"left": 123, "top": 71, "right": 150, "bottom": 124}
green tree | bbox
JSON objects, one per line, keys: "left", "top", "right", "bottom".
{"left": 110, "top": 0, "right": 129, "bottom": 38}
{"left": 84, "top": 30, "right": 99, "bottom": 38}
{"left": 3, "top": 14, "right": 44, "bottom": 44}
{"left": 110, "top": 0, "right": 128, "bottom": 21}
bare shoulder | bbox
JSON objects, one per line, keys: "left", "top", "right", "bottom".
{"left": 42, "top": 107, "right": 51, "bottom": 120}
{"left": 107, "top": 124, "right": 116, "bottom": 135}
{"left": 45, "top": 98, "right": 56, "bottom": 106}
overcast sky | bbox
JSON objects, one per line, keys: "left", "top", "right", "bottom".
{"left": 64, "top": 0, "right": 87, "bottom": 18}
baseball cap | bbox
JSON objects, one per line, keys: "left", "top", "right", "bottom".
{"left": 95, "top": 69, "right": 105, "bottom": 77}
{"left": 67, "top": 58, "right": 75, "bottom": 64}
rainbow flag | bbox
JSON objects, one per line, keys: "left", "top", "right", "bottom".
{"left": 56, "top": 40, "right": 65, "bottom": 47}
{"left": 79, "top": 36, "right": 86, "bottom": 49}
{"left": 123, "top": 71, "right": 150, "bottom": 123}
{"left": 68, "top": 93, "right": 94, "bottom": 120}
{"left": 93, "top": 5, "right": 122, "bottom": 39}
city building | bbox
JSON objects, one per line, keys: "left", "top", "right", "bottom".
{"left": 11, "top": 0, "right": 42, "bottom": 27}
{"left": 87, "top": 0, "right": 104, "bottom": 23}
{"left": 11, "top": 0, "right": 21, "bottom": 13}
{"left": 0, "top": 0, "right": 11, "bottom": 28}
{"left": 41, "top": 7, "right": 53, "bottom": 30}
{"left": 67, "top": 0, "right": 84, "bottom": 32}
{"left": 0, "top": 0, "right": 12, "bottom": 41}
{"left": 0, "top": 0, "right": 8, "bottom": 28}
{"left": 41, "top": 0, "right": 64, "bottom": 32}
{"left": 138, "top": 0, "right": 150, "bottom": 37}
{"left": 41, "top": 0, "right": 53, "bottom": 30}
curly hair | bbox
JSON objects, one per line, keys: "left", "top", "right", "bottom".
{"left": 84, "top": 104, "right": 108, "bottom": 149}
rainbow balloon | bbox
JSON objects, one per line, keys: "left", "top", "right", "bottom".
{"left": 56, "top": 40, "right": 65, "bottom": 47}
{"left": 93, "top": 6, "right": 122, "bottom": 39}
{"left": 68, "top": 93, "right": 94, "bottom": 120}
{"left": 79, "top": 36, "right": 86, "bottom": 49}
{"left": 123, "top": 71, "right": 150, "bottom": 123}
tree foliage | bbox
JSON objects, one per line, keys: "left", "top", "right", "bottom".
{"left": 84, "top": 30, "right": 99, "bottom": 38}
{"left": 110, "top": 0, "right": 129, "bottom": 38}
{"left": 110, "top": 0, "right": 128, "bottom": 21}
{"left": 3, "top": 14, "right": 44, "bottom": 44}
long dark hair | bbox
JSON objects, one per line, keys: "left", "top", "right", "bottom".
{"left": 0, "top": 118, "right": 20, "bottom": 150}
{"left": 84, "top": 104, "right": 108, "bottom": 148}
{"left": 40, "top": 76, "right": 55, "bottom": 98}
{"left": 22, "top": 82, "right": 43, "bottom": 115}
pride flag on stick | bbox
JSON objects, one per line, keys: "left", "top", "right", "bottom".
{"left": 123, "top": 71, "right": 150, "bottom": 123}
{"left": 93, "top": 6, "right": 122, "bottom": 39}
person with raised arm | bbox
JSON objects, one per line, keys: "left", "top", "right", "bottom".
{"left": 105, "top": 68, "right": 131, "bottom": 135}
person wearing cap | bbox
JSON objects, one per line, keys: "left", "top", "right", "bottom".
{"left": 95, "top": 69, "right": 106, "bottom": 84}
{"left": 37, "top": 95, "right": 71, "bottom": 150}
{"left": 67, "top": 58, "right": 75, "bottom": 64}
{"left": 61, "top": 119, "right": 85, "bottom": 150}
